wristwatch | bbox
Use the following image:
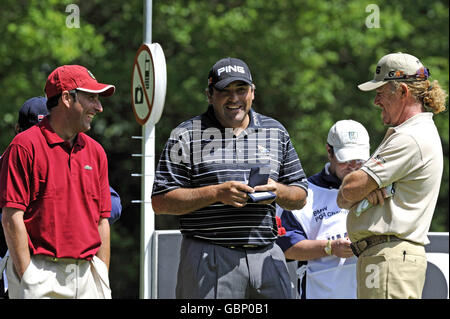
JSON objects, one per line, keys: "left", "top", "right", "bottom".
{"left": 324, "top": 239, "right": 332, "bottom": 256}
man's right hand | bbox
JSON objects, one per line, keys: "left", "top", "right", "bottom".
{"left": 152, "top": 181, "right": 255, "bottom": 215}
{"left": 217, "top": 181, "right": 254, "bottom": 207}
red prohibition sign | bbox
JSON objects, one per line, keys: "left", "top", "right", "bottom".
{"left": 131, "top": 44, "right": 155, "bottom": 126}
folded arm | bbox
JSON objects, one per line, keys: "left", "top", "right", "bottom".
{"left": 337, "top": 170, "right": 384, "bottom": 209}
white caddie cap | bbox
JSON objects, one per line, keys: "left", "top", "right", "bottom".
{"left": 327, "top": 120, "right": 370, "bottom": 162}
{"left": 358, "top": 52, "right": 429, "bottom": 91}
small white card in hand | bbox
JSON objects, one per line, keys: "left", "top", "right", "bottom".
{"left": 355, "top": 184, "right": 394, "bottom": 217}
{"left": 247, "top": 167, "right": 276, "bottom": 203}
{"left": 248, "top": 191, "right": 276, "bottom": 202}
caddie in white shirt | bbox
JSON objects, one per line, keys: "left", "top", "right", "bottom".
{"left": 277, "top": 120, "right": 370, "bottom": 299}
{"left": 337, "top": 52, "right": 447, "bottom": 299}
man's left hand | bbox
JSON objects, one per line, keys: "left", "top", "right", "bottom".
{"left": 253, "top": 178, "right": 277, "bottom": 204}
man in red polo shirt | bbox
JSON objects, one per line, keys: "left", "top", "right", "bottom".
{"left": 0, "top": 65, "right": 115, "bottom": 299}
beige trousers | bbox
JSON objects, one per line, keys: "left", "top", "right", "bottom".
{"left": 356, "top": 240, "right": 427, "bottom": 299}
{"left": 6, "top": 254, "right": 111, "bottom": 299}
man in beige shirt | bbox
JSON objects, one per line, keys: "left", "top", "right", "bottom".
{"left": 337, "top": 52, "right": 447, "bottom": 299}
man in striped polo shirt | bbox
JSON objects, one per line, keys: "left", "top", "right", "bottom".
{"left": 152, "top": 57, "right": 308, "bottom": 299}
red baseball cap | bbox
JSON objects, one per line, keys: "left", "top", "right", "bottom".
{"left": 44, "top": 65, "right": 115, "bottom": 99}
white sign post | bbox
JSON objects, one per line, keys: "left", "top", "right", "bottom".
{"left": 131, "top": 25, "right": 167, "bottom": 298}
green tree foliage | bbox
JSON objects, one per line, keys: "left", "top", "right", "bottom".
{"left": 0, "top": 0, "right": 106, "bottom": 139}
{"left": 0, "top": 0, "right": 447, "bottom": 298}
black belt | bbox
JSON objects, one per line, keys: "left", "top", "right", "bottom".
{"left": 221, "top": 244, "right": 266, "bottom": 251}
{"left": 187, "top": 236, "right": 269, "bottom": 251}
{"left": 350, "top": 235, "right": 403, "bottom": 257}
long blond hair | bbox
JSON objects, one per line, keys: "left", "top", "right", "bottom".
{"left": 394, "top": 80, "right": 448, "bottom": 114}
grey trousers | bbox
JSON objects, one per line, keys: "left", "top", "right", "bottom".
{"left": 176, "top": 236, "right": 293, "bottom": 299}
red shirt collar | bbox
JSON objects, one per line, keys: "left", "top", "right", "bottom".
{"left": 38, "top": 116, "right": 86, "bottom": 148}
